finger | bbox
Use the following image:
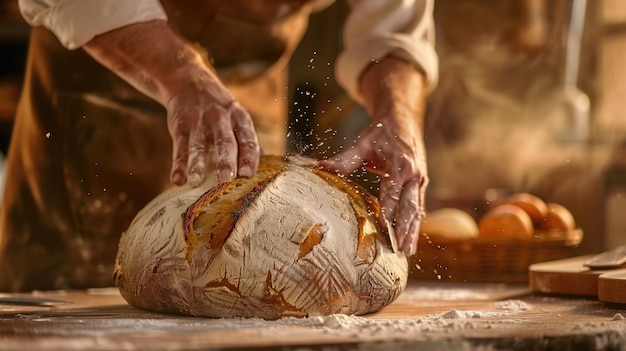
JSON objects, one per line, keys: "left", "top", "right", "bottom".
{"left": 186, "top": 115, "right": 209, "bottom": 187}
{"left": 232, "top": 106, "right": 260, "bottom": 177}
{"left": 169, "top": 117, "right": 189, "bottom": 186}
{"left": 210, "top": 106, "right": 238, "bottom": 182}
{"left": 379, "top": 163, "right": 406, "bottom": 224}
{"left": 393, "top": 177, "right": 420, "bottom": 246}
{"left": 396, "top": 176, "right": 427, "bottom": 255}
{"left": 400, "top": 216, "right": 421, "bottom": 256}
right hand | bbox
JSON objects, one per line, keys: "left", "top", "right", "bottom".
{"left": 84, "top": 20, "right": 261, "bottom": 187}
{"left": 165, "top": 75, "right": 261, "bottom": 187}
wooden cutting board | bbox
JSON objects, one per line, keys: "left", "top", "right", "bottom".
{"left": 528, "top": 255, "right": 626, "bottom": 304}
{"left": 598, "top": 270, "right": 626, "bottom": 304}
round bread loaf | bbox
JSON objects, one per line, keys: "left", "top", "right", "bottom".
{"left": 114, "top": 155, "right": 407, "bottom": 320}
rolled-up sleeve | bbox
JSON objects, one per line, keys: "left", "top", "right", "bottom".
{"left": 336, "top": 0, "right": 439, "bottom": 104}
{"left": 18, "top": 0, "right": 168, "bottom": 50}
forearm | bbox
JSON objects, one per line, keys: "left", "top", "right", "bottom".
{"left": 358, "top": 55, "right": 427, "bottom": 128}
{"left": 83, "top": 20, "right": 228, "bottom": 107}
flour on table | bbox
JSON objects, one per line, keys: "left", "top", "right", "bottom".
{"left": 496, "top": 299, "right": 531, "bottom": 311}
{"left": 282, "top": 307, "right": 522, "bottom": 337}
{"left": 439, "top": 309, "right": 505, "bottom": 319}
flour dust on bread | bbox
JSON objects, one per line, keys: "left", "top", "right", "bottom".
{"left": 114, "top": 155, "right": 408, "bottom": 320}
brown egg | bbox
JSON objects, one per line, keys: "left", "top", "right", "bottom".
{"left": 420, "top": 208, "right": 479, "bottom": 240}
{"left": 478, "top": 204, "right": 534, "bottom": 239}
{"left": 503, "top": 192, "right": 548, "bottom": 225}
{"left": 539, "top": 202, "right": 576, "bottom": 232}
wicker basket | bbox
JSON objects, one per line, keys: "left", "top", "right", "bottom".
{"left": 408, "top": 229, "right": 583, "bottom": 284}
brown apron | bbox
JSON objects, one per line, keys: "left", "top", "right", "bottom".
{"left": 0, "top": 0, "right": 325, "bottom": 291}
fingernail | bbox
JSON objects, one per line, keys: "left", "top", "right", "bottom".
{"left": 187, "top": 172, "right": 204, "bottom": 187}
{"left": 239, "top": 165, "right": 252, "bottom": 177}
{"left": 171, "top": 171, "right": 184, "bottom": 185}
{"left": 218, "top": 169, "right": 234, "bottom": 182}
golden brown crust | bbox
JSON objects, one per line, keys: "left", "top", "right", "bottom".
{"left": 183, "top": 156, "right": 287, "bottom": 264}
{"left": 313, "top": 169, "right": 392, "bottom": 255}
{"left": 115, "top": 155, "right": 407, "bottom": 319}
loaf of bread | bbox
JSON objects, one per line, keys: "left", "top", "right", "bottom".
{"left": 114, "top": 155, "right": 407, "bottom": 320}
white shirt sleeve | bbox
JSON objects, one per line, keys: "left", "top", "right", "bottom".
{"left": 336, "top": 0, "right": 439, "bottom": 104}
{"left": 18, "top": 0, "right": 168, "bottom": 50}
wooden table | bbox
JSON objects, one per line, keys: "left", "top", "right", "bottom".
{"left": 1, "top": 281, "right": 625, "bottom": 350}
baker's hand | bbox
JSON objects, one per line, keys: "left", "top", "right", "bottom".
{"left": 83, "top": 20, "right": 260, "bottom": 188}
{"left": 319, "top": 111, "right": 427, "bottom": 256}
{"left": 320, "top": 55, "right": 428, "bottom": 256}
{"left": 166, "top": 82, "right": 260, "bottom": 187}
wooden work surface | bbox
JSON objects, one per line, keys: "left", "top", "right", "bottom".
{"left": 0, "top": 281, "right": 625, "bottom": 351}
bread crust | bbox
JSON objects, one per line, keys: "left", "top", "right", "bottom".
{"left": 114, "top": 155, "right": 407, "bottom": 319}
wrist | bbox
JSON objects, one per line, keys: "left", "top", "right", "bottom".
{"left": 359, "top": 55, "right": 427, "bottom": 123}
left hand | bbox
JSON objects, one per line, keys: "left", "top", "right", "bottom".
{"left": 319, "top": 56, "right": 429, "bottom": 256}
{"left": 319, "top": 112, "right": 427, "bottom": 256}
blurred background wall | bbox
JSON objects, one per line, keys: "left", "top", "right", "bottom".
{"left": 1, "top": 0, "right": 626, "bottom": 256}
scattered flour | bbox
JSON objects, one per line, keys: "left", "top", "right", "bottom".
{"left": 496, "top": 299, "right": 531, "bottom": 311}
{"left": 273, "top": 299, "right": 536, "bottom": 337}
{"left": 439, "top": 309, "right": 505, "bottom": 319}
{"left": 315, "top": 313, "right": 479, "bottom": 335}
{"left": 5, "top": 295, "right": 533, "bottom": 340}
{"left": 280, "top": 307, "right": 522, "bottom": 337}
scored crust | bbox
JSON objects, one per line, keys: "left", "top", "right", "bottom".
{"left": 114, "top": 155, "right": 407, "bottom": 319}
